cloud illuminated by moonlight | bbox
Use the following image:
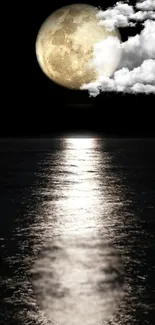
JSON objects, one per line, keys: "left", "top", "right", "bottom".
{"left": 81, "top": 0, "right": 155, "bottom": 96}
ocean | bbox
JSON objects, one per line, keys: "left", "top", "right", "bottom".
{"left": 0, "top": 138, "right": 155, "bottom": 325}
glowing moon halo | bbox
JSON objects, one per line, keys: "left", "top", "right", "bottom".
{"left": 36, "top": 4, "right": 121, "bottom": 89}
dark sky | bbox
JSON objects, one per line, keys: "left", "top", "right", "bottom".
{"left": 3, "top": 0, "right": 155, "bottom": 137}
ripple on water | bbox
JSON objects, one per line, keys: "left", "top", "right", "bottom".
{"left": 32, "top": 234, "right": 125, "bottom": 325}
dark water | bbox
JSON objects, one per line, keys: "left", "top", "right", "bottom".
{"left": 0, "top": 138, "right": 155, "bottom": 325}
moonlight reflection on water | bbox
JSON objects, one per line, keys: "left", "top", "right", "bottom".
{"left": 33, "top": 235, "right": 124, "bottom": 325}
{"left": 32, "top": 138, "right": 124, "bottom": 325}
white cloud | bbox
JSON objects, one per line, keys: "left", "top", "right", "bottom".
{"left": 115, "top": 59, "right": 155, "bottom": 86}
{"left": 119, "top": 20, "right": 155, "bottom": 70}
{"left": 97, "top": 2, "right": 135, "bottom": 30}
{"left": 81, "top": 82, "right": 101, "bottom": 97}
{"left": 131, "top": 83, "right": 155, "bottom": 93}
{"left": 113, "top": 2, "right": 135, "bottom": 16}
{"left": 81, "top": 1, "right": 155, "bottom": 95}
{"left": 96, "top": 0, "right": 155, "bottom": 31}
{"left": 81, "top": 60, "right": 155, "bottom": 95}
{"left": 97, "top": 2, "right": 134, "bottom": 20}
{"left": 131, "top": 10, "right": 155, "bottom": 20}
{"left": 136, "top": 0, "right": 155, "bottom": 11}
{"left": 140, "top": 20, "right": 155, "bottom": 57}
{"left": 87, "top": 36, "right": 122, "bottom": 77}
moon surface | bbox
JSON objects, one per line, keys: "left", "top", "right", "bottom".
{"left": 36, "top": 4, "right": 121, "bottom": 89}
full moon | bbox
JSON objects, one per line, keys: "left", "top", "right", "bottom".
{"left": 36, "top": 4, "right": 121, "bottom": 89}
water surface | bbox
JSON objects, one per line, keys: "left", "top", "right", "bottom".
{"left": 0, "top": 138, "right": 155, "bottom": 325}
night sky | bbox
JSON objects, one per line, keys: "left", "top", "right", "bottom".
{"left": 3, "top": 0, "right": 155, "bottom": 137}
